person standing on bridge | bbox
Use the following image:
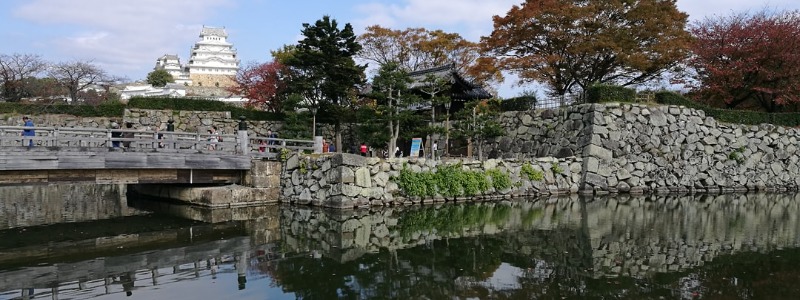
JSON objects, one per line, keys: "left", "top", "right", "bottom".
{"left": 21, "top": 116, "right": 35, "bottom": 148}
{"left": 122, "top": 122, "right": 134, "bottom": 149}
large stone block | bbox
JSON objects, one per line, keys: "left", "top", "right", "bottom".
{"left": 331, "top": 153, "right": 367, "bottom": 168}
{"left": 327, "top": 166, "right": 355, "bottom": 184}
{"left": 325, "top": 195, "right": 355, "bottom": 209}
{"left": 355, "top": 167, "right": 372, "bottom": 188}
{"left": 585, "top": 144, "right": 613, "bottom": 161}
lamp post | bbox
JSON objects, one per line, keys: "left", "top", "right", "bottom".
{"left": 310, "top": 106, "right": 318, "bottom": 138}
{"left": 444, "top": 100, "right": 451, "bottom": 158}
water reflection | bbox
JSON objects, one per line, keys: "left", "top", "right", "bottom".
{"left": 0, "top": 184, "right": 142, "bottom": 229}
{"left": 2, "top": 192, "right": 800, "bottom": 299}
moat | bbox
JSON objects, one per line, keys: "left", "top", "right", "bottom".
{"left": 2, "top": 184, "right": 800, "bottom": 299}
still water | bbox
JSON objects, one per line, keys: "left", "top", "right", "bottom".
{"left": 2, "top": 185, "right": 800, "bottom": 299}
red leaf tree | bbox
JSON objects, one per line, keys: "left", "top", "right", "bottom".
{"left": 229, "top": 60, "right": 287, "bottom": 112}
{"left": 690, "top": 10, "right": 800, "bottom": 112}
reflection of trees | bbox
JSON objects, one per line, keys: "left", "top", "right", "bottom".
{"left": 267, "top": 236, "right": 508, "bottom": 299}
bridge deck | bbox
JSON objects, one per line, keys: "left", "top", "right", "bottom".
{"left": 0, "top": 125, "right": 315, "bottom": 184}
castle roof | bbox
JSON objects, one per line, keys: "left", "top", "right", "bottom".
{"left": 200, "top": 26, "right": 228, "bottom": 37}
{"left": 408, "top": 63, "right": 492, "bottom": 100}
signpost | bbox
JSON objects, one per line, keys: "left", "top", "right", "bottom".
{"left": 409, "top": 138, "right": 422, "bottom": 157}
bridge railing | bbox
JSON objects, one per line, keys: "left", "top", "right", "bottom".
{"left": 249, "top": 136, "right": 315, "bottom": 159}
{"left": 0, "top": 126, "right": 318, "bottom": 159}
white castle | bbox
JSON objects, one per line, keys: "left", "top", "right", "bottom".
{"left": 154, "top": 26, "right": 240, "bottom": 87}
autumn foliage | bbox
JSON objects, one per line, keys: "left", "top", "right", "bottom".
{"left": 689, "top": 10, "right": 800, "bottom": 112}
{"left": 482, "top": 0, "right": 691, "bottom": 96}
{"left": 357, "top": 26, "right": 502, "bottom": 86}
{"left": 229, "top": 61, "right": 287, "bottom": 112}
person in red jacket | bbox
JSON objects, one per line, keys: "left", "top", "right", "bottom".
{"left": 360, "top": 143, "right": 367, "bottom": 156}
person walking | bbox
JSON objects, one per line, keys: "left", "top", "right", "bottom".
{"left": 21, "top": 116, "right": 35, "bottom": 147}
{"left": 360, "top": 143, "right": 368, "bottom": 157}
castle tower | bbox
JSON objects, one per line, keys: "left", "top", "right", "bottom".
{"left": 154, "top": 54, "right": 191, "bottom": 85}
{"left": 186, "top": 26, "right": 240, "bottom": 87}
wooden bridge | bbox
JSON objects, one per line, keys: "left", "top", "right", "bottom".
{"left": 0, "top": 125, "right": 316, "bottom": 185}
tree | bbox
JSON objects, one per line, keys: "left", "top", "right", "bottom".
{"left": 285, "top": 15, "right": 366, "bottom": 149}
{"left": 357, "top": 26, "right": 502, "bottom": 87}
{"left": 48, "top": 60, "right": 109, "bottom": 103}
{"left": 21, "top": 77, "right": 67, "bottom": 101}
{"left": 482, "top": 0, "right": 692, "bottom": 96}
{"left": 689, "top": 10, "right": 800, "bottom": 112}
{"left": 367, "top": 62, "right": 420, "bottom": 155}
{"left": 270, "top": 44, "right": 298, "bottom": 65}
{"left": 453, "top": 99, "right": 504, "bottom": 161}
{"left": 229, "top": 61, "right": 287, "bottom": 112}
{"left": 417, "top": 74, "right": 450, "bottom": 158}
{"left": 146, "top": 69, "right": 174, "bottom": 87}
{"left": 0, "top": 53, "right": 48, "bottom": 101}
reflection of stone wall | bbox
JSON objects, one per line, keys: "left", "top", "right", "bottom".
{"left": 487, "top": 103, "right": 800, "bottom": 194}
{"left": 0, "top": 184, "right": 140, "bottom": 229}
{"left": 279, "top": 192, "right": 800, "bottom": 279}
{"left": 281, "top": 153, "right": 582, "bottom": 208}
{"left": 280, "top": 199, "right": 585, "bottom": 263}
{"left": 584, "top": 193, "right": 800, "bottom": 278}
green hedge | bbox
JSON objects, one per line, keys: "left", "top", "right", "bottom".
{"left": 128, "top": 97, "right": 283, "bottom": 121}
{"left": 0, "top": 102, "right": 126, "bottom": 117}
{"left": 586, "top": 84, "right": 636, "bottom": 103}
{"left": 654, "top": 92, "right": 800, "bottom": 127}
{"left": 501, "top": 95, "right": 536, "bottom": 111}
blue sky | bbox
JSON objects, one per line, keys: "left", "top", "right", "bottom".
{"left": 2, "top": 0, "right": 799, "bottom": 98}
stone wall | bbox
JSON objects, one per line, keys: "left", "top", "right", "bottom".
{"left": 487, "top": 103, "right": 800, "bottom": 194}
{"left": 1, "top": 109, "right": 284, "bottom": 138}
{"left": 280, "top": 153, "right": 582, "bottom": 209}
{"left": 189, "top": 73, "right": 236, "bottom": 88}
{"left": 487, "top": 104, "right": 594, "bottom": 159}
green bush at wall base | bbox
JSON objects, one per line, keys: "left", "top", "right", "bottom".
{"left": 521, "top": 163, "right": 544, "bottom": 181}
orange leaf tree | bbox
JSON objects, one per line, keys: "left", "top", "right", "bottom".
{"left": 689, "top": 10, "right": 800, "bottom": 112}
{"left": 481, "top": 0, "right": 691, "bottom": 96}
{"left": 357, "top": 26, "right": 502, "bottom": 87}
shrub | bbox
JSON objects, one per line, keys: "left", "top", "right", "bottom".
{"left": 654, "top": 91, "right": 800, "bottom": 127}
{"left": 501, "top": 95, "right": 537, "bottom": 111}
{"left": 486, "top": 169, "right": 512, "bottom": 191}
{"left": 0, "top": 102, "right": 126, "bottom": 117}
{"left": 585, "top": 84, "right": 636, "bottom": 103}
{"left": 128, "top": 97, "right": 284, "bottom": 121}
{"left": 521, "top": 163, "right": 544, "bottom": 181}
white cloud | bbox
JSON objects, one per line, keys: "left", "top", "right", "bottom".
{"left": 12, "top": 0, "right": 234, "bottom": 79}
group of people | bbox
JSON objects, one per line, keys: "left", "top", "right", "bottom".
{"left": 110, "top": 122, "right": 136, "bottom": 149}
{"left": 258, "top": 129, "right": 279, "bottom": 153}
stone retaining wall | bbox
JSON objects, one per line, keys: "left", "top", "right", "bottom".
{"left": 280, "top": 153, "right": 582, "bottom": 209}
{"left": 486, "top": 103, "right": 800, "bottom": 194}
{"left": 1, "top": 109, "right": 284, "bottom": 138}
